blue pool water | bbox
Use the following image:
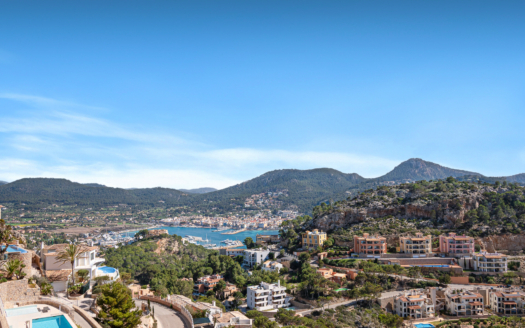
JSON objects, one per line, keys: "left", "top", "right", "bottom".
{"left": 415, "top": 324, "right": 435, "bottom": 328}
{"left": 33, "top": 316, "right": 73, "bottom": 328}
{"left": 5, "top": 305, "right": 38, "bottom": 317}
{"left": 98, "top": 266, "right": 117, "bottom": 274}
{"left": 0, "top": 245, "right": 27, "bottom": 253}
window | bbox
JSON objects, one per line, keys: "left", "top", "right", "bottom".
{"left": 91, "top": 252, "right": 95, "bottom": 260}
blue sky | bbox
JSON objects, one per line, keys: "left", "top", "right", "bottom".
{"left": 0, "top": 1, "right": 524, "bottom": 189}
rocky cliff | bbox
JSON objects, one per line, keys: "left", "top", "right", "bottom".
{"left": 309, "top": 178, "right": 525, "bottom": 238}
{"left": 476, "top": 234, "right": 525, "bottom": 253}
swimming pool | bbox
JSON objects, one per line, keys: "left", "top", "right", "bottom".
{"left": 97, "top": 266, "right": 117, "bottom": 274}
{"left": 32, "top": 315, "right": 73, "bottom": 328}
{"left": 5, "top": 305, "right": 38, "bottom": 317}
{"left": 0, "top": 245, "right": 28, "bottom": 253}
{"left": 414, "top": 324, "right": 435, "bottom": 328}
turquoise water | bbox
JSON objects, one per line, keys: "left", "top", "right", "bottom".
{"left": 415, "top": 324, "right": 435, "bottom": 328}
{"left": 98, "top": 266, "right": 117, "bottom": 273}
{"left": 0, "top": 245, "right": 27, "bottom": 253}
{"left": 147, "top": 226, "right": 279, "bottom": 249}
{"left": 5, "top": 305, "right": 38, "bottom": 317}
{"left": 33, "top": 316, "right": 73, "bottom": 328}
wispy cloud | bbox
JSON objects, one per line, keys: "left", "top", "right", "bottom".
{"left": 0, "top": 93, "right": 400, "bottom": 189}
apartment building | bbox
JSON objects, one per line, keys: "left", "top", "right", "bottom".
{"left": 473, "top": 252, "right": 507, "bottom": 273}
{"left": 393, "top": 289, "right": 435, "bottom": 319}
{"left": 399, "top": 233, "right": 432, "bottom": 255}
{"left": 193, "top": 274, "right": 224, "bottom": 294}
{"left": 439, "top": 233, "right": 475, "bottom": 256}
{"left": 489, "top": 289, "right": 525, "bottom": 315}
{"left": 247, "top": 281, "right": 290, "bottom": 311}
{"left": 301, "top": 229, "right": 327, "bottom": 250}
{"left": 353, "top": 233, "right": 387, "bottom": 255}
{"left": 445, "top": 289, "right": 484, "bottom": 316}
{"left": 243, "top": 249, "right": 271, "bottom": 268}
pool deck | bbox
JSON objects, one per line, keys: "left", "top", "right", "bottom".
{"left": 7, "top": 304, "right": 77, "bottom": 328}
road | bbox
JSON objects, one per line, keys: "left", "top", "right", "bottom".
{"left": 135, "top": 299, "right": 189, "bottom": 328}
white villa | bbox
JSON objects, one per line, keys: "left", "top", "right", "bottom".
{"left": 247, "top": 281, "right": 290, "bottom": 311}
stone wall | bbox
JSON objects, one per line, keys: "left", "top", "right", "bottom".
{"left": 6, "top": 251, "right": 33, "bottom": 277}
{"left": 0, "top": 279, "right": 40, "bottom": 308}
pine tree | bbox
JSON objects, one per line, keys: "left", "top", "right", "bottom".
{"left": 96, "top": 283, "right": 142, "bottom": 328}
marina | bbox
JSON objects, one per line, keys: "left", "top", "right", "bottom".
{"left": 148, "top": 226, "right": 279, "bottom": 250}
{"left": 110, "top": 226, "right": 278, "bottom": 249}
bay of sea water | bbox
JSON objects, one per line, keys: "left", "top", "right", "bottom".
{"left": 121, "top": 226, "right": 279, "bottom": 249}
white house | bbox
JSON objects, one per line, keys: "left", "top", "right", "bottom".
{"left": 41, "top": 243, "right": 109, "bottom": 291}
{"left": 261, "top": 261, "right": 283, "bottom": 273}
{"left": 247, "top": 281, "right": 290, "bottom": 311}
{"left": 243, "top": 249, "right": 271, "bottom": 269}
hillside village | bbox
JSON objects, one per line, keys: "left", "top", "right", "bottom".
{"left": 1, "top": 178, "right": 525, "bottom": 328}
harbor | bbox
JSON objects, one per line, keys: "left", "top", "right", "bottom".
{"left": 147, "top": 226, "right": 279, "bottom": 250}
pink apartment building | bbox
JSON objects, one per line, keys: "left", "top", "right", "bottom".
{"left": 439, "top": 232, "right": 475, "bottom": 255}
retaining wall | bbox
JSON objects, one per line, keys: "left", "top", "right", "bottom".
{"left": 139, "top": 295, "right": 194, "bottom": 328}
{"left": 0, "top": 279, "right": 40, "bottom": 308}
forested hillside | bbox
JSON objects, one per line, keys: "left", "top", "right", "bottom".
{"left": 0, "top": 159, "right": 523, "bottom": 214}
{"left": 0, "top": 178, "right": 186, "bottom": 207}
{"left": 104, "top": 234, "right": 280, "bottom": 297}
{"left": 309, "top": 178, "right": 525, "bottom": 239}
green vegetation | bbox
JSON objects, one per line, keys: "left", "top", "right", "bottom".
{"left": 313, "top": 178, "right": 525, "bottom": 237}
{"left": 273, "top": 305, "right": 403, "bottom": 328}
{"left": 105, "top": 234, "right": 284, "bottom": 298}
{"left": 96, "top": 282, "right": 142, "bottom": 328}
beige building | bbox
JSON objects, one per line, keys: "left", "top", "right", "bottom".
{"left": 489, "top": 288, "right": 525, "bottom": 315}
{"left": 473, "top": 252, "right": 507, "bottom": 273}
{"left": 301, "top": 229, "right": 327, "bottom": 250}
{"left": 445, "top": 289, "right": 484, "bottom": 316}
{"left": 393, "top": 289, "right": 435, "bottom": 319}
{"left": 399, "top": 233, "right": 432, "bottom": 255}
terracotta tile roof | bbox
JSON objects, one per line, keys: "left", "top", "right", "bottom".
{"left": 469, "top": 302, "right": 483, "bottom": 306}
{"left": 408, "top": 305, "right": 421, "bottom": 310}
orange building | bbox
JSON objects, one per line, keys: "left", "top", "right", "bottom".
{"left": 353, "top": 233, "right": 387, "bottom": 255}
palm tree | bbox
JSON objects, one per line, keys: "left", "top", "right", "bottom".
{"left": 55, "top": 244, "right": 88, "bottom": 285}
{"left": 0, "top": 219, "right": 13, "bottom": 257}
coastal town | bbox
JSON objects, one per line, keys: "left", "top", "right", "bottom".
{"left": 2, "top": 200, "right": 525, "bottom": 328}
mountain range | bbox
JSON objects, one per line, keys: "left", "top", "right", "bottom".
{"left": 0, "top": 158, "right": 523, "bottom": 213}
